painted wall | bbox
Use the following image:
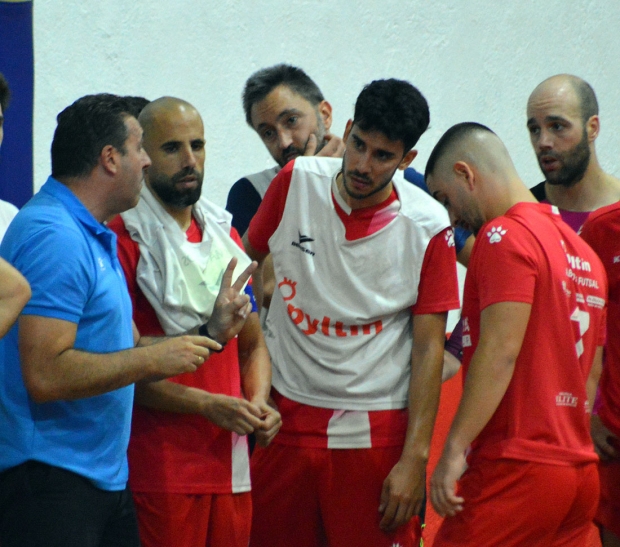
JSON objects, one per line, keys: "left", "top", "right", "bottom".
{"left": 32, "top": 1, "right": 620, "bottom": 329}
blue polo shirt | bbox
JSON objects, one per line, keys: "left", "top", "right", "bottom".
{"left": 0, "top": 177, "right": 134, "bottom": 491}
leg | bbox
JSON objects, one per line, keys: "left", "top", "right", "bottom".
{"left": 132, "top": 491, "right": 211, "bottom": 547}
{"left": 206, "top": 492, "right": 252, "bottom": 547}
{"left": 100, "top": 487, "right": 140, "bottom": 547}
{"left": 250, "top": 443, "right": 327, "bottom": 547}
{"left": 595, "top": 458, "right": 620, "bottom": 547}
{"left": 0, "top": 461, "right": 130, "bottom": 547}
{"left": 321, "top": 446, "right": 422, "bottom": 547}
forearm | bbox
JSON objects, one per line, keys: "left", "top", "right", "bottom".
{"left": 238, "top": 314, "right": 272, "bottom": 404}
{"left": 135, "top": 379, "right": 210, "bottom": 414}
{"left": 586, "top": 346, "right": 603, "bottom": 410}
{"left": 0, "top": 260, "right": 31, "bottom": 337}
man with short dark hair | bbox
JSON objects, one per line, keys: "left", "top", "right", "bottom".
{"left": 244, "top": 79, "right": 459, "bottom": 547}
{"left": 0, "top": 93, "right": 225, "bottom": 547}
{"left": 427, "top": 122, "right": 606, "bottom": 546}
{"left": 109, "top": 96, "right": 280, "bottom": 547}
{"left": 527, "top": 74, "right": 620, "bottom": 232}
{"left": 226, "top": 64, "right": 345, "bottom": 237}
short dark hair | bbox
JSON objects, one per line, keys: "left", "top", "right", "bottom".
{"left": 0, "top": 73, "right": 10, "bottom": 113}
{"left": 572, "top": 79, "right": 598, "bottom": 123}
{"left": 353, "top": 79, "right": 429, "bottom": 153}
{"left": 425, "top": 122, "right": 495, "bottom": 180}
{"left": 243, "top": 64, "right": 324, "bottom": 126}
{"left": 124, "top": 95, "right": 150, "bottom": 119}
{"left": 51, "top": 93, "right": 133, "bottom": 179}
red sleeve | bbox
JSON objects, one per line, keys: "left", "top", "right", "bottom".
{"left": 475, "top": 219, "right": 538, "bottom": 310}
{"left": 412, "top": 227, "right": 460, "bottom": 315}
{"left": 247, "top": 160, "right": 294, "bottom": 254}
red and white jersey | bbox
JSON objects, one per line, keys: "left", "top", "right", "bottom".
{"left": 581, "top": 201, "right": 620, "bottom": 437}
{"left": 248, "top": 157, "right": 459, "bottom": 412}
{"left": 462, "top": 202, "right": 606, "bottom": 465}
{"left": 109, "top": 214, "right": 251, "bottom": 495}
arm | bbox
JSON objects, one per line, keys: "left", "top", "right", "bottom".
{"left": 430, "top": 301, "right": 531, "bottom": 517}
{"left": 0, "top": 258, "right": 30, "bottom": 337}
{"left": 588, "top": 346, "right": 619, "bottom": 460}
{"left": 379, "top": 312, "right": 446, "bottom": 532}
{"left": 19, "top": 314, "right": 217, "bottom": 404}
{"left": 242, "top": 233, "right": 269, "bottom": 311}
{"left": 238, "top": 312, "right": 281, "bottom": 445}
{"left": 304, "top": 132, "right": 345, "bottom": 159}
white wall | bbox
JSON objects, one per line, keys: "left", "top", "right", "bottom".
{"left": 33, "top": 0, "right": 620, "bottom": 204}
{"left": 32, "top": 1, "right": 620, "bottom": 330}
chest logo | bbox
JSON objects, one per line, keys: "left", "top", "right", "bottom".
{"left": 445, "top": 229, "right": 455, "bottom": 248}
{"left": 291, "top": 231, "right": 316, "bottom": 257}
{"left": 487, "top": 226, "right": 507, "bottom": 244}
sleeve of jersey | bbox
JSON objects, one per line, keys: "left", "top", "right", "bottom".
{"left": 108, "top": 216, "right": 141, "bottom": 313}
{"left": 475, "top": 220, "right": 538, "bottom": 310}
{"left": 411, "top": 227, "right": 460, "bottom": 315}
{"left": 225, "top": 178, "right": 262, "bottom": 237}
{"left": 246, "top": 161, "right": 294, "bottom": 254}
{"left": 17, "top": 225, "right": 92, "bottom": 323}
{"left": 230, "top": 226, "right": 258, "bottom": 313}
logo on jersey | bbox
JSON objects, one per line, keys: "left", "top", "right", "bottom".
{"left": 97, "top": 256, "right": 106, "bottom": 271}
{"left": 614, "top": 255, "right": 620, "bottom": 264}
{"left": 445, "top": 229, "right": 455, "bottom": 248}
{"left": 556, "top": 392, "right": 578, "bottom": 408}
{"left": 487, "top": 226, "right": 507, "bottom": 244}
{"left": 278, "top": 277, "right": 383, "bottom": 337}
{"left": 291, "top": 231, "right": 316, "bottom": 257}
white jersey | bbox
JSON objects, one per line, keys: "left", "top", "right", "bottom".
{"left": 265, "top": 157, "right": 450, "bottom": 410}
{"left": 246, "top": 165, "right": 279, "bottom": 199}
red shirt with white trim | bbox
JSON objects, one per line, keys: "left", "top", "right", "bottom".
{"left": 462, "top": 202, "right": 606, "bottom": 465}
{"left": 580, "top": 201, "right": 620, "bottom": 437}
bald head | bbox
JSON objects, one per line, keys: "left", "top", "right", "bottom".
{"left": 528, "top": 74, "right": 598, "bottom": 124}
{"left": 139, "top": 96, "right": 206, "bottom": 209}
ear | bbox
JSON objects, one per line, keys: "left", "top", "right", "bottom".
{"left": 453, "top": 160, "right": 475, "bottom": 191}
{"left": 317, "top": 100, "right": 333, "bottom": 131}
{"left": 99, "top": 144, "right": 120, "bottom": 176}
{"left": 398, "top": 149, "right": 418, "bottom": 170}
{"left": 586, "top": 115, "right": 600, "bottom": 142}
{"left": 342, "top": 119, "right": 354, "bottom": 142}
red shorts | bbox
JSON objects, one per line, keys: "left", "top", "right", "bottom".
{"left": 596, "top": 458, "right": 620, "bottom": 538}
{"left": 434, "top": 459, "right": 599, "bottom": 547}
{"left": 249, "top": 443, "right": 422, "bottom": 547}
{"left": 132, "top": 491, "right": 251, "bottom": 547}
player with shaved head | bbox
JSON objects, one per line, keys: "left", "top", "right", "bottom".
{"left": 108, "top": 96, "right": 280, "bottom": 547}
{"left": 427, "top": 122, "right": 606, "bottom": 546}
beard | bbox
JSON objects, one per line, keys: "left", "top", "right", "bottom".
{"left": 148, "top": 166, "right": 204, "bottom": 208}
{"left": 539, "top": 130, "right": 590, "bottom": 188}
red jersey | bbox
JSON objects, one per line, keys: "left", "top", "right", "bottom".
{"left": 462, "top": 202, "right": 606, "bottom": 465}
{"left": 580, "top": 201, "right": 620, "bottom": 437}
{"left": 108, "top": 215, "right": 250, "bottom": 494}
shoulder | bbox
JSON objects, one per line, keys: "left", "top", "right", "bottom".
{"left": 394, "top": 172, "right": 450, "bottom": 234}
{"left": 291, "top": 156, "right": 340, "bottom": 178}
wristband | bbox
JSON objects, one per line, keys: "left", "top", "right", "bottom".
{"left": 199, "top": 323, "right": 226, "bottom": 353}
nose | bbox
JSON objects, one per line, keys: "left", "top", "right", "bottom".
{"left": 276, "top": 128, "right": 294, "bottom": 151}
{"left": 537, "top": 128, "right": 553, "bottom": 151}
{"left": 357, "top": 151, "right": 372, "bottom": 174}
{"left": 142, "top": 148, "right": 151, "bottom": 169}
{"left": 181, "top": 145, "right": 197, "bottom": 169}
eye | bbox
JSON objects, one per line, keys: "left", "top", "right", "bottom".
{"left": 286, "top": 115, "right": 298, "bottom": 127}
{"left": 191, "top": 141, "right": 205, "bottom": 151}
{"left": 527, "top": 125, "right": 540, "bottom": 136}
{"left": 162, "top": 143, "right": 179, "bottom": 153}
{"left": 551, "top": 122, "right": 564, "bottom": 132}
{"left": 261, "top": 129, "right": 275, "bottom": 142}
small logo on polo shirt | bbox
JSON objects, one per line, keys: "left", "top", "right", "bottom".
{"left": 487, "top": 226, "right": 507, "bottom": 244}
{"left": 97, "top": 257, "right": 106, "bottom": 271}
{"left": 445, "top": 229, "right": 455, "bottom": 248}
{"left": 556, "top": 392, "right": 578, "bottom": 407}
{"left": 291, "top": 230, "right": 316, "bottom": 256}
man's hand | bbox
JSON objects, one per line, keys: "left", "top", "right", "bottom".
{"left": 253, "top": 399, "right": 282, "bottom": 447}
{"left": 200, "top": 393, "right": 263, "bottom": 435}
{"left": 304, "top": 133, "right": 345, "bottom": 159}
{"left": 430, "top": 446, "right": 466, "bottom": 517}
{"left": 591, "top": 414, "right": 620, "bottom": 461}
{"left": 378, "top": 456, "right": 426, "bottom": 532}
{"left": 144, "top": 334, "right": 218, "bottom": 379}
{"left": 206, "top": 257, "right": 257, "bottom": 344}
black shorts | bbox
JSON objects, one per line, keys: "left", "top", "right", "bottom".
{"left": 0, "top": 460, "right": 140, "bottom": 547}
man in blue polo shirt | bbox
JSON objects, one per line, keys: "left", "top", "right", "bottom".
{"left": 0, "top": 94, "right": 250, "bottom": 547}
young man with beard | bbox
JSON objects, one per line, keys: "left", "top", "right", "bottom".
{"left": 527, "top": 74, "right": 620, "bottom": 232}
{"left": 108, "top": 97, "right": 280, "bottom": 547}
{"left": 243, "top": 79, "right": 459, "bottom": 547}
{"left": 427, "top": 123, "right": 606, "bottom": 546}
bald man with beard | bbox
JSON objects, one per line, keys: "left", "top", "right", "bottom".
{"left": 527, "top": 74, "right": 620, "bottom": 232}
{"left": 426, "top": 123, "right": 606, "bottom": 547}
{"left": 108, "top": 97, "right": 280, "bottom": 547}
